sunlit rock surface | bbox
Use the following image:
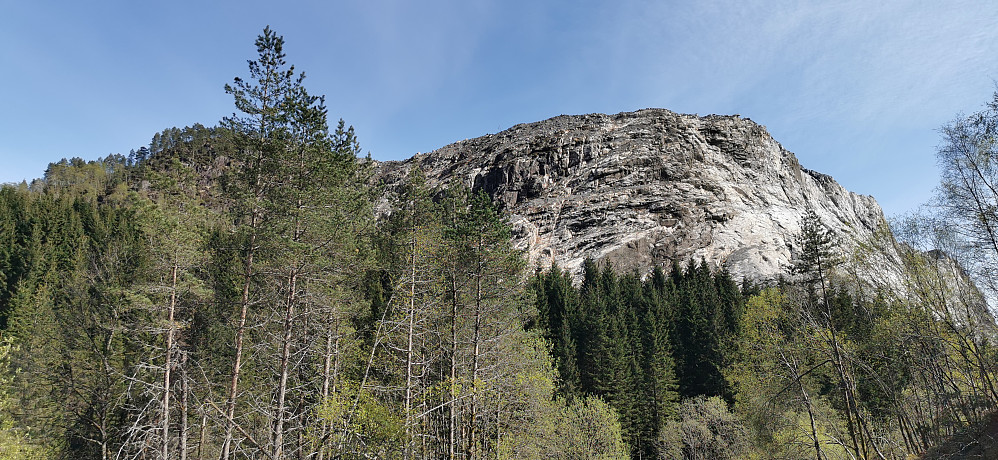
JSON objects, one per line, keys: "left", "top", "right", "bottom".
{"left": 375, "top": 109, "right": 886, "bottom": 282}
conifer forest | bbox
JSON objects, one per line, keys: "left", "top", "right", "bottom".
{"left": 2, "top": 27, "right": 998, "bottom": 460}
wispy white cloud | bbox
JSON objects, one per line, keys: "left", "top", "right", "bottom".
{"left": 580, "top": 0, "right": 996, "bottom": 214}
{"left": 597, "top": 1, "right": 995, "bottom": 123}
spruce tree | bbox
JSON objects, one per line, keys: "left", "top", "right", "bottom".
{"left": 533, "top": 264, "right": 581, "bottom": 398}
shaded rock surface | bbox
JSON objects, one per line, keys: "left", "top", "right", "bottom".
{"left": 375, "top": 109, "right": 886, "bottom": 282}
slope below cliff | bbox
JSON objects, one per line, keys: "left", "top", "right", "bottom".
{"left": 375, "top": 108, "right": 886, "bottom": 282}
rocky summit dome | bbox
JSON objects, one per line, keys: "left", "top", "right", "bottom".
{"left": 375, "top": 108, "right": 886, "bottom": 282}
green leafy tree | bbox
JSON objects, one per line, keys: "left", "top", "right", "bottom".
{"left": 556, "top": 396, "right": 630, "bottom": 460}
{"left": 659, "top": 396, "right": 750, "bottom": 460}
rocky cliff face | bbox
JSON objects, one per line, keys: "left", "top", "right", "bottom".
{"left": 375, "top": 108, "right": 887, "bottom": 282}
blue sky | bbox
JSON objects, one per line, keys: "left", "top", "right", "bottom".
{"left": 1, "top": 0, "right": 996, "bottom": 217}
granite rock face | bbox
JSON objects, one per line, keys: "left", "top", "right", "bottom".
{"left": 375, "top": 109, "right": 886, "bottom": 282}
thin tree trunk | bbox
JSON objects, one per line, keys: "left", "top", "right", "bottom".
{"left": 337, "top": 309, "right": 381, "bottom": 454}
{"left": 895, "top": 406, "right": 916, "bottom": 454}
{"left": 222, "top": 211, "right": 258, "bottom": 460}
{"left": 317, "top": 323, "right": 335, "bottom": 460}
{"left": 197, "top": 410, "right": 207, "bottom": 460}
{"left": 404, "top": 223, "right": 417, "bottom": 460}
{"left": 779, "top": 347, "right": 823, "bottom": 460}
{"left": 495, "top": 394, "right": 501, "bottom": 454}
{"left": 450, "top": 273, "right": 459, "bottom": 460}
{"left": 816, "top": 250, "right": 866, "bottom": 459}
{"left": 830, "top": 330, "right": 864, "bottom": 458}
{"left": 274, "top": 268, "right": 298, "bottom": 458}
{"left": 322, "top": 327, "right": 334, "bottom": 399}
{"left": 223, "top": 75, "right": 270, "bottom": 457}
{"left": 180, "top": 352, "right": 189, "bottom": 460}
{"left": 275, "top": 187, "right": 306, "bottom": 458}
{"left": 332, "top": 324, "right": 341, "bottom": 396}
{"left": 467, "top": 248, "right": 483, "bottom": 460}
{"left": 801, "top": 381, "right": 823, "bottom": 460}
{"left": 447, "top": 198, "right": 461, "bottom": 460}
{"left": 162, "top": 262, "right": 178, "bottom": 460}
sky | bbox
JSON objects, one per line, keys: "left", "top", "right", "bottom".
{"left": 1, "top": 0, "right": 996, "bottom": 217}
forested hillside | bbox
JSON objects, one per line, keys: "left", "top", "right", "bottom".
{"left": 1, "top": 27, "right": 997, "bottom": 460}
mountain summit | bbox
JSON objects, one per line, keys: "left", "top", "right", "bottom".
{"left": 376, "top": 108, "right": 886, "bottom": 281}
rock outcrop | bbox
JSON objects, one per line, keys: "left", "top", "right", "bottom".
{"left": 375, "top": 108, "right": 887, "bottom": 282}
